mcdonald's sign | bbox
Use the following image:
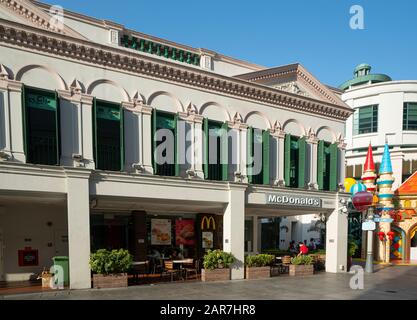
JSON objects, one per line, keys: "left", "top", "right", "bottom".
{"left": 201, "top": 215, "right": 216, "bottom": 230}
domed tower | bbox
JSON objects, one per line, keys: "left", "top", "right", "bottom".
{"left": 339, "top": 64, "right": 391, "bottom": 91}
{"left": 377, "top": 144, "right": 395, "bottom": 263}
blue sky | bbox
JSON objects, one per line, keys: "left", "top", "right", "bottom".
{"left": 52, "top": 0, "right": 417, "bottom": 87}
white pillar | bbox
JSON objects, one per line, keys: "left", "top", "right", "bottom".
{"left": 252, "top": 215, "right": 258, "bottom": 253}
{"left": 391, "top": 151, "right": 403, "bottom": 189}
{"left": 277, "top": 134, "right": 285, "bottom": 186}
{"left": 66, "top": 168, "right": 92, "bottom": 289}
{"left": 223, "top": 184, "right": 246, "bottom": 279}
{"left": 193, "top": 117, "right": 204, "bottom": 179}
{"left": 308, "top": 138, "right": 318, "bottom": 189}
{"left": 337, "top": 141, "right": 347, "bottom": 188}
{"left": 325, "top": 193, "right": 348, "bottom": 273}
{"left": 0, "top": 79, "right": 25, "bottom": 162}
{"left": 141, "top": 105, "right": 154, "bottom": 174}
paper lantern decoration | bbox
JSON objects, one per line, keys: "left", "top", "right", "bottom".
{"left": 344, "top": 178, "right": 357, "bottom": 193}
{"left": 350, "top": 183, "right": 367, "bottom": 196}
{"left": 352, "top": 191, "right": 373, "bottom": 212}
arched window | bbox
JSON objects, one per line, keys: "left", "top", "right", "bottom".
{"left": 22, "top": 86, "right": 60, "bottom": 165}
{"left": 203, "top": 118, "right": 228, "bottom": 181}
{"left": 247, "top": 127, "right": 270, "bottom": 185}
{"left": 93, "top": 99, "right": 124, "bottom": 171}
{"left": 284, "top": 134, "right": 306, "bottom": 188}
{"left": 317, "top": 140, "right": 338, "bottom": 191}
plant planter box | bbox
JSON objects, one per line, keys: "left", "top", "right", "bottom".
{"left": 289, "top": 265, "right": 314, "bottom": 276}
{"left": 92, "top": 273, "right": 128, "bottom": 289}
{"left": 201, "top": 268, "right": 231, "bottom": 282}
{"left": 245, "top": 266, "right": 270, "bottom": 280}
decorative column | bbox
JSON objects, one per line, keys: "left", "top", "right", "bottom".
{"left": 57, "top": 79, "right": 95, "bottom": 169}
{"left": 223, "top": 184, "right": 246, "bottom": 279}
{"left": 65, "top": 168, "right": 92, "bottom": 289}
{"left": 337, "top": 137, "right": 347, "bottom": 190}
{"left": 124, "top": 92, "right": 153, "bottom": 174}
{"left": 307, "top": 130, "right": 318, "bottom": 190}
{"left": 377, "top": 144, "right": 394, "bottom": 263}
{"left": 270, "top": 122, "right": 286, "bottom": 186}
{"left": 183, "top": 103, "right": 204, "bottom": 179}
{"left": 228, "top": 112, "right": 248, "bottom": 183}
{"left": 0, "top": 65, "right": 25, "bottom": 163}
{"left": 122, "top": 92, "right": 153, "bottom": 174}
{"left": 325, "top": 193, "right": 348, "bottom": 273}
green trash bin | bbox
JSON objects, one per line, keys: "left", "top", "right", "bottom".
{"left": 52, "top": 256, "right": 69, "bottom": 286}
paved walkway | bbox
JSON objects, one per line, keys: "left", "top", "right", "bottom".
{"left": 2, "top": 265, "right": 416, "bottom": 300}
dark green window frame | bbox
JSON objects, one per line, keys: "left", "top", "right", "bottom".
{"left": 203, "top": 119, "right": 228, "bottom": 181}
{"left": 22, "top": 85, "right": 60, "bottom": 166}
{"left": 93, "top": 99, "right": 124, "bottom": 171}
{"left": 317, "top": 140, "right": 338, "bottom": 191}
{"left": 403, "top": 102, "right": 417, "bottom": 131}
{"left": 284, "top": 134, "right": 306, "bottom": 188}
{"left": 247, "top": 127, "right": 270, "bottom": 185}
{"left": 353, "top": 105, "right": 378, "bottom": 135}
{"left": 152, "top": 109, "right": 179, "bottom": 177}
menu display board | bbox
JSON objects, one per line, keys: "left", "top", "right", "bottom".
{"left": 202, "top": 231, "right": 214, "bottom": 249}
{"left": 175, "top": 219, "right": 195, "bottom": 246}
{"left": 151, "top": 219, "right": 172, "bottom": 245}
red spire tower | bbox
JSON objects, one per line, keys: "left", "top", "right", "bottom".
{"left": 361, "top": 143, "right": 377, "bottom": 192}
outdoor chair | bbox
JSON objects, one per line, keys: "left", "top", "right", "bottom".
{"left": 162, "top": 260, "right": 180, "bottom": 282}
{"left": 183, "top": 259, "right": 199, "bottom": 280}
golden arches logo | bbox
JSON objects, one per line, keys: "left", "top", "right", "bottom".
{"left": 201, "top": 216, "right": 216, "bottom": 230}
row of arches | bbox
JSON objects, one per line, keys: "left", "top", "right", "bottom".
{"left": 10, "top": 64, "right": 340, "bottom": 142}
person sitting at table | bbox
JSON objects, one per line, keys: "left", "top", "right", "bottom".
{"left": 170, "top": 249, "right": 184, "bottom": 260}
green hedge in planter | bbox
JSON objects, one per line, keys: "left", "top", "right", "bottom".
{"left": 203, "top": 250, "right": 235, "bottom": 270}
{"left": 261, "top": 249, "right": 291, "bottom": 256}
{"left": 290, "top": 255, "right": 313, "bottom": 265}
{"left": 90, "top": 249, "right": 133, "bottom": 275}
{"left": 245, "top": 254, "right": 275, "bottom": 267}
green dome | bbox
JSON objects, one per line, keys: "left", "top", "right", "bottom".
{"left": 339, "top": 64, "right": 391, "bottom": 90}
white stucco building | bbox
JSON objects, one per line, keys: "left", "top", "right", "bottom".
{"left": 0, "top": 0, "right": 352, "bottom": 289}
{"left": 341, "top": 64, "right": 417, "bottom": 189}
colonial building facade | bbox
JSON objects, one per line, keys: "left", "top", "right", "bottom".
{"left": 0, "top": 0, "right": 352, "bottom": 289}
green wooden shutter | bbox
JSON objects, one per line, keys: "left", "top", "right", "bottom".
{"left": 329, "top": 143, "right": 338, "bottom": 191}
{"left": 120, "top": 105, "right": 125, "bottom": 171}
{"left": 203, "top": 118, "right": 209, "bottom": 179}
{"left": 54, "top": 91, "right": 61, "bottom": 165}
{"left": 92, "top": 97, "right": 98, "bottom": 169}
{"left": 152, "top": 108, "right": 156, "bottom": 174}
{"left": 247, "top": 127, "right": 253, "bottom": 184}
{"left": 262, "top": 130, "right": 270, "bottom": 185}
{"left": 298, "top": 136, "right": 306, "bottom": 188}
{"left": 174, "top": 113, "right": 180, "bottom": 177}
{"left": 317, "top": 140, "right": 325, "bottom": 190}
{"left": 221, "top": 122, "right": 228, "bottom": 181}
{"left": 21, "top": 85, "right": 28, "bottom": 157}
{"left": 284, "top": 134, "right": 291, "bottom": 186}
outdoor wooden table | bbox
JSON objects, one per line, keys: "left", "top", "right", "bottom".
{"left": 173, "top": 259, "right": 191, "bottom": 280}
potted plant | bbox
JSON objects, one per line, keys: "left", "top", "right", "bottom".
{"left": 347, "top": 236, "right": 359, "bottom": 271}
{"left": 201, "top": 249, "right": 235, "bottom": 282}
{"left": 90, "top": 249, "right": 133, "bottom": 289}
{"left": 289, "top": 255, "right": 314, "bottom": 276}
{"left": 245, "top": 254, "right": 274, "bottom": 279}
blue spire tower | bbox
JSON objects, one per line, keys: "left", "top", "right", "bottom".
{"left": 377, "top": 144, "right": 394, "bottom": 263}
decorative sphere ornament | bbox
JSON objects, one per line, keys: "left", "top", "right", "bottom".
{"left": 352, "top": 191, "right": 373, "bottom": 212}
{"left": 344, "top": 178, "right": 357, "bottom": 193}
{"left": 350, "top": 182, "right": 367, "bottom": 195}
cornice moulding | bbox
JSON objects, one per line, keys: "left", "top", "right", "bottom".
{"left": 0, "top": 19, "right": 353, "bottom": 121}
